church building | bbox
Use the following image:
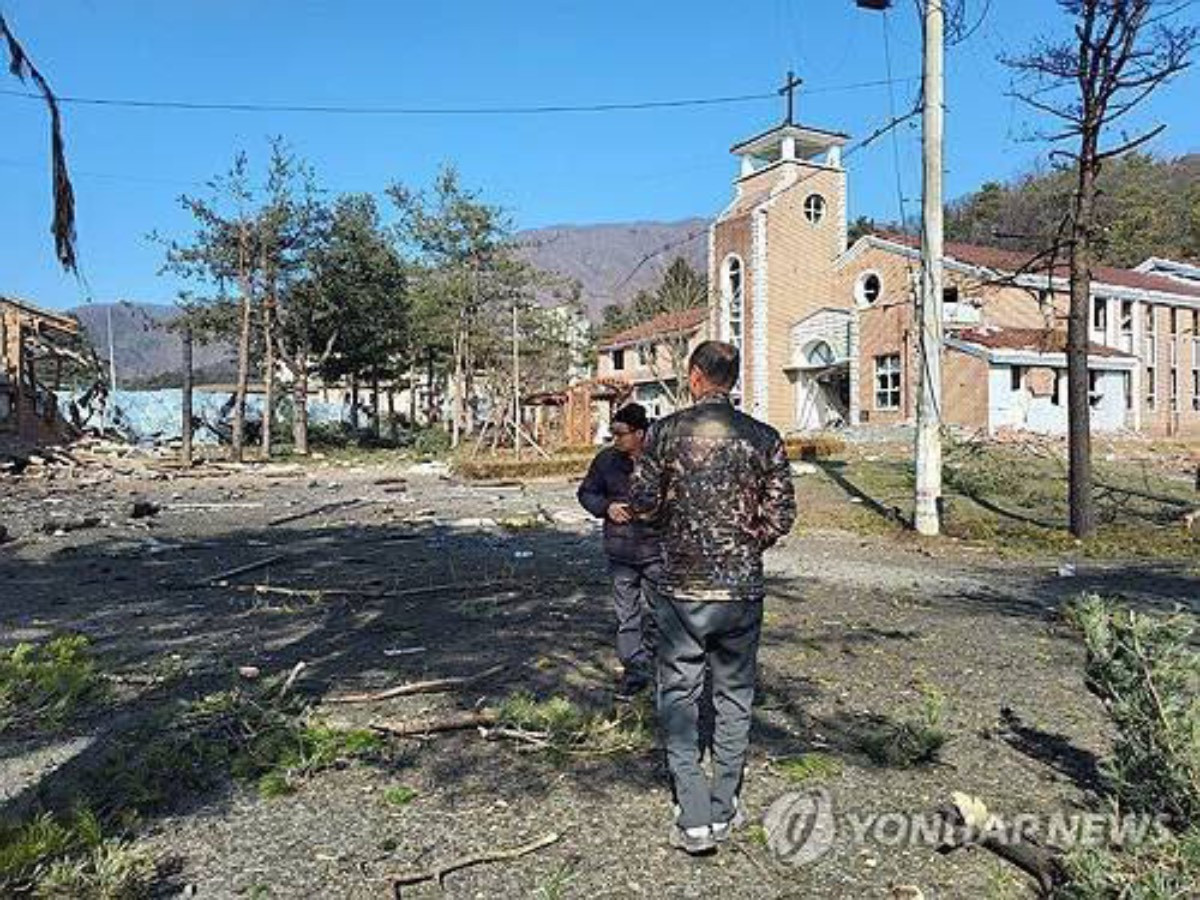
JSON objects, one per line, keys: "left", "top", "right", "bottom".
{"left": 707, "top": 95, "right": 1200, "bottom": 438}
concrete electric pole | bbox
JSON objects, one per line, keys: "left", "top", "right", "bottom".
{"left": 914, "top": 0, "right": 945, "bottom": 536}
{"left": 855, "top": 0, "right": 945, "bottom": 536}
{"left": 512, "top": 303, "right": 521, "bottom": 459}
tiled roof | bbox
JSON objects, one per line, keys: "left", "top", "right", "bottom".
{"left": 599, "top": 307, "right": 707, "bottom": 350}
{"left": 873, "top": 234, "right": 1200, "bottom": 300}
{"left": 952, "top": 326, "right": 1133, "bottom": 359}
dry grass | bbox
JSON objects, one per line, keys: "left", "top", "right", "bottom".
{"left": 797, "top": 439, "right": 1200, "bottom": 560}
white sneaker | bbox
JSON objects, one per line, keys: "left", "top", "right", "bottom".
{"left": 711, "top": 797, "right": 746, "bottom": 843}
{"left": 670, "top": 822, "right": 716, "bottom": 855}
{"left": 670, "top": 804, "right": 717, "bottom": 855}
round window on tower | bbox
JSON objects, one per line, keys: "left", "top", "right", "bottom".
{"left": 803, "top": 193, "right": 827, "bottom": 225}
{"left": 855, "top": 271, "right": 883, "bottom": 306}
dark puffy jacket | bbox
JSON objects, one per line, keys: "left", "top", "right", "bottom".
{"left": 629, "top": 393, "right": 796, "bottom": 601}
{"left": 577, "top": 447, "right": 662, "bottom": 564}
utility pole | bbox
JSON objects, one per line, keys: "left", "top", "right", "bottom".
{"left": 512, "top": 304, "right": 521, "bottom": 458}
{"left": 181, "top": 325, "right": 194, "bottom": 467}
{"left": 853, "top": 0, "right": 943, "bottom": 535}
{"left": 914, "top": 0, "right": 945, "bottom": 536}
{"left": 104, "top": 304, "right": 118, "bottom": 434}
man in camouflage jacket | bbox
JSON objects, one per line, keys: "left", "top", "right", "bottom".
{"left": 630, "top": 340, "right": 796, "bottom": 854}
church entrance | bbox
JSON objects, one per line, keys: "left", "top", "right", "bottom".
{"left": 791, "top": 340, "right": 850, "bottom": 430}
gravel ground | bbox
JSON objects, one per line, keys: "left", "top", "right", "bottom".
{"left": 2, "top": 455, "right": 1196, "bottom": 899}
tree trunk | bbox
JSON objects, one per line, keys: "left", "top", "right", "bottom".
{"left": 180, "top": 325, "right": 194, "bottom": 467}
{"left": 372, "top": 374, "right": 382, "bottom": 440}
{"left": 1067, "top": 150, "right": 1098, "bottom": 538}
{"left": 232, "top": 236, "right": 253, "bottom": 462}
{"left": 349, "top": 375, "right": 360, "bottom": 434}
{"left": 408, "top": 357, "right": 418, "bottom": 426}
{"left": 293, "top": 352, "right": 310, "bottom": 456}
{"left": 387, "top": 384, "right": 398, "bottom": 442}
{"left": 451, "top": 331, "right": 464, "bottom": 448}
{"left": 261, "top": 293, "right": 275, "bottom": 458}
{"left": 426, "top": 348, "right": 436, "bottom": 425}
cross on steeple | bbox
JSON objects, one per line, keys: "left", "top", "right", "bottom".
{"left": 778, "top": 70, "right": 803, "bottom": 125}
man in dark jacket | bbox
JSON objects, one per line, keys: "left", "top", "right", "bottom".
{"left": 577, "top": 403, "right": 661, "bottom": 700}
{"left": 630, "top": 340, "right": 796, "bottom": 855}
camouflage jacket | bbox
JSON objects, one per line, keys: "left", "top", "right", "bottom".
{"left": 628, "top": 393, "right": 796, "bottom": 601}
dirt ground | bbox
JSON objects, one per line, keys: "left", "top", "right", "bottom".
{"left": 2, "top": 447, "right": 1197, "bottom": 899}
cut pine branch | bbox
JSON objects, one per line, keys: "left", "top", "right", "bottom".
{"left": 325, "top": 664, "right": 507, "bottom": 704}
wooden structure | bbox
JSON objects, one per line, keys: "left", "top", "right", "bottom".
{"left": 0, "top": 296, "right": 81, "bottom": 451}
{"left": 524, "top": 377, "right": 633, "bottom": 447}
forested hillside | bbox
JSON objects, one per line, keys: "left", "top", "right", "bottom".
{"left": 946, "top": 153, "right": 1200, "bottom": 267}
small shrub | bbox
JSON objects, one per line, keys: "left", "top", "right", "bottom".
{"left": 497, "top": 691, "right": 652, "bottom": 758}
{"left": 1037, "top": 596, "right": 1200, "bottom": 898}
{"left": 93, "top": 686, "right": 385, "bottom": 815}
{"left": 856, "top": 688, "right": 949, "bottom": 769}
{"left": 383, "top": 786, "right": 418, "bottom": 807}
{"left": 0, "top": 636, "right": 106, "bottom": 734}
{"left": 34, "top": 838, "right": 156, "bottom": 899}
{"left": 0, "top": 809, "right": 152, "bottom": 898}
{"left": 1064, "top": 595, "right": 1199, "bottom": 828}
{"left": 535, "top": 863, "right": 578, "bottom": 900}
{"left": 773, "top": 753, "right": 844, "bottom": 783}
{"left": 500, "top": 692, "right": 586, "bottom": 743}
{"left": 228, "top": 717, "right": 385, "bottom": 798}
{"left": 1057, "top": 823, "right": 1200, "bottom": 900}
{"left": 411, "top": 426, "right": 451, "bottom": 458}
{"left": 305, "top": 421, "right": 351, "bottom": 448}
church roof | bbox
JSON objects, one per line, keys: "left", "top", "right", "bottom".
{"left": 951, "top": 326, "right": 1134, "bottom": 359}
{"left": 864, "top": 234, "right": 1200, "bottom": 301}
{"left": 598, "top": 307, "right": 707, "bottom": 350}
{"left": 730, "top": 122, "right": 849, "bottom": 158}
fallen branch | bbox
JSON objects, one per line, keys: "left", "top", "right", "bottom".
{"left": 168, "top": 502, "right": 265, "bottom": 511}
{"left": 371, "top": 708, "right": 498, "bottom": 738}
{"left": 193, "top": 554, "right": 286, "bottom": 587}
{"left": 241, "top": 583, "right": 327, "bottom": 600}
{"left": 278, "top": 660, "right": 308, "bottom": 697}
{"left": 224, "top": 576, "right": 598, "bottom": 602}
{"left": 936, "top": 793, "right": 1065, "bottom": 895}
{"left": 389, "top": 831, "right": 562, "bottom": 892}
{"left": 268, "top": 499, "right": 361, "bottom": 528}
{"left": 481, "top": 725, "right": 553, "bottom": 750}
{"left": 326, "top": 663, "right": 507, "bottom": 704}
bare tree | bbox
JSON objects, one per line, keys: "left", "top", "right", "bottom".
{"left": 1003, "top": 0, "right": 1196, "bottom": 537}
{"left": 1, "top": 13, "right": 76, "bottom": 272}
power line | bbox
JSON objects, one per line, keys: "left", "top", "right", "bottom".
{"left": 0, "top": 76, "right": 919, "bottom": 118}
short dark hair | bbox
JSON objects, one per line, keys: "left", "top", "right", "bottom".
{"left": 612, "top": 402, "right": 649, "bottom": 432}
{"left": 689, "top": 340, "right": 740, "bottom": 389}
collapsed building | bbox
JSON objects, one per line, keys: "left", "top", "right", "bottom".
{"left": 0, "top": 296, "right": 83, "bottom": 454}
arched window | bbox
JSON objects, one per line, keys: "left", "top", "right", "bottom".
{"left": 806, "top": 340, "right": 835, "bottom": 367}
{"left": 803, "top": 193, "right": 827, "bottom": 225}
{"left": 722, "top": 255, "right": 744, "bottom": 350}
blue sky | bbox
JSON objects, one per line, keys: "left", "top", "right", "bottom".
{"left": 2, "top": 0, "right": 1198, "bottom": 310}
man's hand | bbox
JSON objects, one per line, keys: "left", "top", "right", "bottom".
{"left": 607, "top": 502, "right": 633, "bottom": 524}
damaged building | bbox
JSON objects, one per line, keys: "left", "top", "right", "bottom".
{"left": 0, "top": 296, "right": 83, "bottom": 453}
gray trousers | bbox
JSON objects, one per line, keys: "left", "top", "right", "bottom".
{"left": 609, "top": 559, "right": 661, "bottom": 675}
{"left": 657, "top": 596, "right": 763, "bottom": 829}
